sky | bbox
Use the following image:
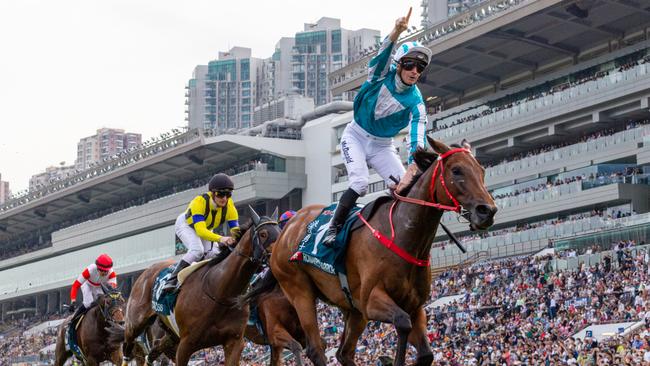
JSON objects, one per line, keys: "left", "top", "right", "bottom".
{"left": 0, "top": 0, "right": 423, "bottom": 193}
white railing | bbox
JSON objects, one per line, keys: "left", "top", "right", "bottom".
{"left": 431, "top": 63, "right": 650, "bottom": 140}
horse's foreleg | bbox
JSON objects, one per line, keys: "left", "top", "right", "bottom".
{"left": 336, "top": 310, "right": 367, "bottom": 366}
{"left": 408, "top": 307, "right": 433, "bottom": 366}
{"left": 269, "top": 326, "right": 304, "bottom": 366}
{"left": 286, "top": 292, "right": 327, "bottom": 366}
{"left": 174, "top": 340, "right": 194, "bottom": 366}
{"left": 365, "top": 287, "right": 412, "bottom": 366}
{"left": 223, "top": 337, "right": 245, "bottom": 366}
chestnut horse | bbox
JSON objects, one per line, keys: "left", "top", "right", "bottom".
{"left": 121, "top": 207, "right": 280, "bottom": 366}
{"left": 240, "top": 272, "right": 306, "bottom": 366}
{"left": 55, "top": 285, "right": 126, "bottom": 366}
{"left": 270, "top": 138, "right": 497, "bottom": 366}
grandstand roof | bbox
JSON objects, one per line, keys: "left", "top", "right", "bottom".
{"left": 331, "top": 0, "right": 650, "bottom": 101}
{"left": 0, "top": 134, "right": 304, "bottom": 240}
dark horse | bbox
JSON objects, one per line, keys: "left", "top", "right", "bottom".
{"left": 240, "top": 272, "right": 306, "bottom": 366}
{"left": 55, "top": 284, "right": 126, "bottom": 366}
{"left": 121, "top": 207, "right": 281, "bottom": 366}
{"left": 270, "top": 137, "right": 497, "bottom": 366}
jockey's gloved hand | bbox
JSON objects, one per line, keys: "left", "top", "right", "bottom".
{"left": 230, "top": 227, "right": 242, "bottom": 241}
{"left": 219, "top": 236, "right": 236, "bottom": 246}
{"left": 68, "top": 303, "right": 76, "bottom": 313}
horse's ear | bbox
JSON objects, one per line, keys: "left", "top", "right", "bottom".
{"left": 427, "top": 136, "right": 450, "bottom": 155}
{"left": 460, "top": 138, "right": 472, "bottom": 151}
{"left": 248, "top": 205, "right": 261, "bottom": 225}
{"left": 271, "top": 206, "right": 279, "bottom": 221}
{"left": 101, "top": 283, "right": 109, "bottom": 294}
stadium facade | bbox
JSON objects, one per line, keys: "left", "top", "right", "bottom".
{"left": 2, "top": 0, "right": 650, "bottom": 322}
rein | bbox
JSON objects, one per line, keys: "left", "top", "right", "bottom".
{"left": 358, "top": 148, "right": 471, "bottom": 267}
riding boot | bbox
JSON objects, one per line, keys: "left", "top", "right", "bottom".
{"left": 323, "top": 188, "right": 360, "bottom": 248}
{"left": 161, "top": 259, "right": 190, "bottom": 293}
{"left": 70, "top": 304, "right": 87, "bottom": 326}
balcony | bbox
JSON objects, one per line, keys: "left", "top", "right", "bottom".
{"left": 430, "top": 62, "right": 650, "bottom": 143}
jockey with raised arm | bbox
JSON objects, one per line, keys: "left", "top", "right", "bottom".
{"left": 323, "top": 8, "right": 432, "bottom": 246}
{"left": 162, "top": 173, "right": 241, "bottom": 293}
{"left": 69, "top": 253, "right": 117, "bottom": 318}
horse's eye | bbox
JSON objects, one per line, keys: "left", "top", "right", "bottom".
{"left": 452, "top": 167, "right": 463, "bottom": 176}
{"left": 260, "top": 232, "right": 268, "bottom": 239}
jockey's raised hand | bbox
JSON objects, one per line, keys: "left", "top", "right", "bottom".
{"left": 391, "top": 7, "right": 412, "bottom": 41}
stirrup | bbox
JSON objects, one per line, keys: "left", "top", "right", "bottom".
{"left": 161, "top": 279, "right": 179, "bottom": 293}
{"left": 322, "top": 226, "right": 340, "bottom": 247}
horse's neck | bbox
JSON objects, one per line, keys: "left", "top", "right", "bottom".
{"left": 392, "top": 167, "right": 443, "bottom": 257}
{"left": 207, "top": 236, "right": 258, "bottom": 298}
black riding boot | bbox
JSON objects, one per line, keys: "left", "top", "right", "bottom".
{"left": 323, "top": 188, "right": 360, "bottom": 248}
{"left": 161, "top": 259, "right": 190, "bottom": 293}
{"left": 70, "top": 304, "right": 86, "bottom": 325}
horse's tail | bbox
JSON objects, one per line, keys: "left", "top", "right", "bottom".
{"left": 238, "top": 269, "right": 278, "bottom": 307}
{"left": 105, "top": 322, "right": 125, "bottom": 346}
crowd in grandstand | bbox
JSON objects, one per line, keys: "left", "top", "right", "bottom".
{"left": 430, "top": 51, "right": 650, "bottom": 133}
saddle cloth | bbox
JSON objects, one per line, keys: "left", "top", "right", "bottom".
{"left": 289, "top": 203, "right": 361, "bottom": 275}
{"left": 66, "top": 314, "right": 86, "bottom": 363}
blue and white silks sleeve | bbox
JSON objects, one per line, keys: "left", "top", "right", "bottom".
{"left": 367, "top": 37, "right": 395, "bottom": 83}
{"left": 407, "top": 102, "right": 428, "bottom": 164}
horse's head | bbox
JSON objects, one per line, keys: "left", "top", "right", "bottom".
{"left": 99, "top": 284, "right": 126, "bottom": 326}
{"left": 412, "top": 136, "right": 497, "bottom": 230}
{"left": 240, "top": 206, "right": 281, "bottom": 264}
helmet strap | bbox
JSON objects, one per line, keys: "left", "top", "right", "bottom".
{"left": 395, "top": 69, "right": 413, "bottom": 92}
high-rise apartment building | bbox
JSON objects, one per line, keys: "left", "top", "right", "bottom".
{"left": 291, "top": 18, "right": 379, "bottom": 106}
{"left": 75, "top": 128, "right": 142, "bottom": 170}
{"left": 0, "top": 174, "right": 10, "bottom": 204}
{"left": 259, "top": 38, "right": 296, "bottom": 105}
{"left": 29, "top": 164, "right": 76, "bottom": 191}
{"left": 185, "top": 65, "right": 209, "bottom": 131}
{"left": 205, "top": 47, "right": 263, "bottom": 132}
{"left": 421, "top": 0, "right": 488, "bottom": 28}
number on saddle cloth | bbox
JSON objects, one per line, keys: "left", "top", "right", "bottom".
{"left": 290, "top": 203, "right": 364, "bottom": 275}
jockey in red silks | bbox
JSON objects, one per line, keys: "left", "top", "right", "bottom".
{"left": 68, "top": 253, "right": 117, "bottom": 318}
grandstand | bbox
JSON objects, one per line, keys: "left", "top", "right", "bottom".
{"left": 2, "top": 0, "right": 650, "bottom": 364}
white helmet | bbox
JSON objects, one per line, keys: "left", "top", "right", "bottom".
{"left": 393, "top": 41, "right": 433, "bottom": 64}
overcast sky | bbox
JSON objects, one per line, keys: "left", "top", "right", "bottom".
{"left": 0, "top": 0, "right": 422, "bottom": 193}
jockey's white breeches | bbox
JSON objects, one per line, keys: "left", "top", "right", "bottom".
{"left": 340, "top": 121, "right": 405, "bottom": 196}
{"left": 175, "top": 213, "right": 221, "bottom": 264}
{"left": 80, "top": 282, "right": 103, "bottom": 309}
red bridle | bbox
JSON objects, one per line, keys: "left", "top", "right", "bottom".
{"left": 393, "top": 147, "right": 471, "bottom": 212}
{"left": 357, "top": 147, "right": 471, "bottom": 267}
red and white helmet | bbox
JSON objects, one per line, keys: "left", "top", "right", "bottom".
{"left": 95, "top": 254, "right": 113, "bottom": 271}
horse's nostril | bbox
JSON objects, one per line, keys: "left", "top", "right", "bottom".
{"left": 475, "top": 204, "right": 496, "bottom": 218}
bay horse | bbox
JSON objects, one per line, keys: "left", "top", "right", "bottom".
{"left": 240, "top": 271, "right": 306, "bottom": 366}
{"left": 54, "top": 284, "right": 126, "bottom": 366}
{"left": 121, "top": 207, "right": 280, "bottom": 366}
{"left": 270, "top": 137, "right": 497, "bottom": 366}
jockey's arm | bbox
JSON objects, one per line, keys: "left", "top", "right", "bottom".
{"left": 367, "top": 36, "right": 396, "bottom": 83}
{"left": 225, "top": 199, "right": 241, "bottom": 240}
{"left": 106, "top": 271, "right": 117, "bottom": 288}
{"left": 193, "top": 219, "right": 222, "bottom": 242}
{"left": 367, "top": 14, "right": 409, "bottom": 83}
{"left": 70, "top": 267, "right": 91, "bottom": 303}
{"left": 406, "top": 102, "right": 428, "bottom": 164}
